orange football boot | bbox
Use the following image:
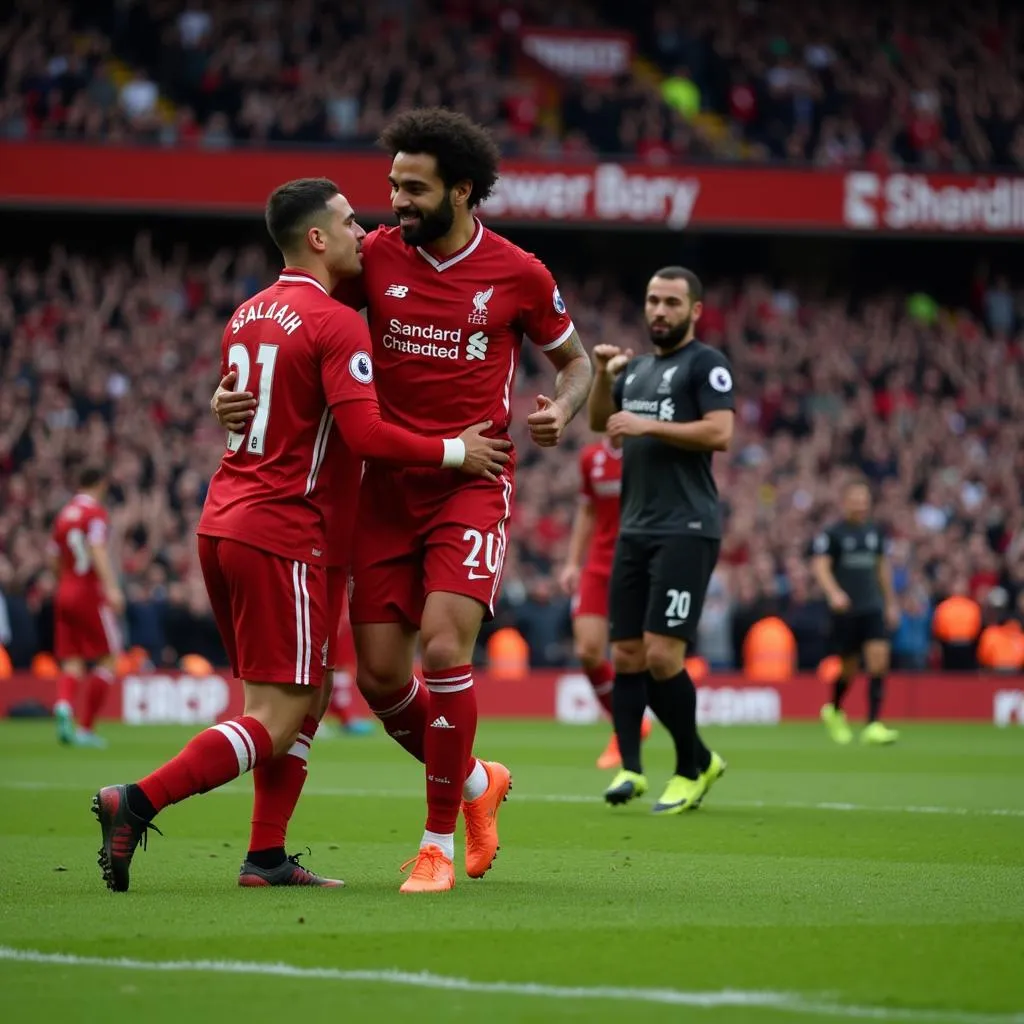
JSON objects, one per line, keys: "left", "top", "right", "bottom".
{"left": 461, "top": 760, "right": 512, "bottom": 878}
{"left": 596, "top": 717, "right": 653, "bottom": 770}
{"left": 399, "top": 844, "right": 455, "bottom": 893}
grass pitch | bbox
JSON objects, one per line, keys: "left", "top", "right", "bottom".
{"left": 0, "top": 718, "right": 1022, "bottom": 1023}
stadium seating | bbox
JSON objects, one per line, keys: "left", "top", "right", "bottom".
{"left": 2, "top": 238, "right": 1022, "bottom": 669}
{"left": 1, "top": 0, "right": 1021, "bottom": 169}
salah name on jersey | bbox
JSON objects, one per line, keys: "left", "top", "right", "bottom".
{"left": 199, "top": 270, "right": 375, "bottom": 566}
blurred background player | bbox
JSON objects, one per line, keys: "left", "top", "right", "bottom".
{"left": 48, "top": 464, "right": 124, "bottom": 748}
{"left": 324, "top": 585, "right": 373, "bottom": 737}
{"left": 589, "top": 267, "right": 732, "bottom": 815}
{"left": 812, "top": 479, "right": 901, "bottom": 746}
{"left": 559, "top": 433, "right": 651, "bottom": 769}
{"left": 92, "top": 177, "right": 509, "bottom": 893}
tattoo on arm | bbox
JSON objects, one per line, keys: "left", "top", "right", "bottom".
{"left": 547, "top": 331, "right": 593, "bottom": 419}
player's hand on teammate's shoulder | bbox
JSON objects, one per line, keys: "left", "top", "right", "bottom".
{"left": 606, "top": 411, "right": 648, "bottom": 439}
{"left": 211, "top": 370, "right": 256, "bottom": 432}
{"left": 456, "top": 421, "right": 512, "bottom": 482}
{"left": 592, "top": 344, "right": 633, "bottom": 379}
{"left": 527, "top": 394, "right": 570, "bottom": 447}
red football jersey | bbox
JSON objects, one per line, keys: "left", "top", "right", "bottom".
{"left": 50, "top": 494, "right": 110, "bottom": 602}
{"left": 333, "top": 220, "right": 575, "bottom": 444}
{"left": 579, "top": 439, "right": 622, "bottom": 575}
{"left": 198, "top": 269, "right": 379, "bottom": 567}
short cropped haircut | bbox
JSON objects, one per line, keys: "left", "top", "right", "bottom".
{"left": 78, "top": 465, "right": 106, "bottom": 489}
{"left": 379, "top": 108, "right": 501, "bottom": 208}
{"left": 650, "top": 266, "right": 704, "bottom": 302}
{"left": 265, "top": 177, "right": 339, "bottom": 253}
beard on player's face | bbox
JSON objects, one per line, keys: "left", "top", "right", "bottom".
{"left": 395, "top": 190, "right": 456, "bottom": 246}
{"left": 647, "top": 314, "right": 692, "bottom": 349}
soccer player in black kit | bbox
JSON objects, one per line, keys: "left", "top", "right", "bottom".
{"left": 812, "top": 479, "right": 901, "bottom": 746}
{"left": 588, "top": 266, "right": 733, "bottom": 814}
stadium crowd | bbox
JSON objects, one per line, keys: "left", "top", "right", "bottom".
{"left": 1, "top": 0, "right": 1022, "bottom": 170}
{"left": 2, "top": 235, "right": 1024, "bottom": 671}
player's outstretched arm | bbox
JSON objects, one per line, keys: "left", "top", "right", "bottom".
{"left": 332, "top": 401, "right": 511, "bottom": 482}
{"left": 528, "top": 331, "right": 593, "bottom": 447}
{"left": 588, "top": 345, "right": 631, "bottom": 431}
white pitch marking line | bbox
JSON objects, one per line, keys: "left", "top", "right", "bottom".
{"left": 0, "top": 947, "right": 1021, "bottom": 1024}
{"left": 4, "top": 781, "right": 1023, "bottom": 819}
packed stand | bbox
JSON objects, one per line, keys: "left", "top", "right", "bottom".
{"left": 2, "top": 0, "right": 1022, "bottom": 171}
{"left": 3, "top": 236, "right": 1024, "bottom": 671}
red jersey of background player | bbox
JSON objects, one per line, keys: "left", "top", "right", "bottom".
{"left": 51, "top": 494, "right": 110, "bottom": 604}
{"left": 334, "top": 219, "right": 574, "bottom": 446}
{"left": 200, "top": 269, "right": 410, "bottom": 568}
{"left": 578, "top": 439, "right": 622, "bottom": 576}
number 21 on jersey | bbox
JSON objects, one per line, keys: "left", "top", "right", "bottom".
{"left": 226, "top": 342, "right": 278, "bottom": 455}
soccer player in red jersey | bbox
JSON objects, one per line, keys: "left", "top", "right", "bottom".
{"left": 559, "top": 436, "right": 652, "bottom": 770}
{"left": 49, "top": 465, "right": 125, "bottom": 748}
{"left": 220, "top": 110, "right": 593, "bottom": 892}
{"left": 92, "top": 178, "right": 509, "bottom": 893}
{"left": 348, "top": 110, "right": 592, "bottom": 892}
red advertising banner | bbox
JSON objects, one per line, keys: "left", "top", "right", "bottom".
{"left": 2, "top": 142, "right": 1024, "bottom": 235}
{"left": 519, "top": 27, "right": 635, "bottom": 79}
{"left": 3, "top": 670, "right": 1023, "bottom": 726}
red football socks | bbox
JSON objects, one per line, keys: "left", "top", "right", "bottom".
{"left": 423, "top": 666, "right": 478, "bottom": 835}
{"left": 368, "top": 675, "right": 428, "bottom": 763}
{"left": 586, "top": 661, "right": 615, "bottom": 717}
{"left": 79, "top": 667, "right": 115, "bottom": 731}
{"left": 137, "top": 715, "right": 273, "bottom": 814}
{"left": 55, "top": 673, "right": 77, "bottom": 710}
{"left": 249, "top": 714, "right": 318, "bottom": 853}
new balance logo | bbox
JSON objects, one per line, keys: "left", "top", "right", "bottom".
{"left": 430, "top": 716, "right": 455, "bottom": 729}
{"left": 385, "top": 284, "right": 409, "bottom": 298}
{"left": 466, "top": 331, "right": 489, "bottom": 360}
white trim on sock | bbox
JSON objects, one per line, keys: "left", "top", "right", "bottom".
{"left": 420, "top": 830, "right": 455, "bottom": 861}
{"left": 462, "top": 759, "right": 489, "bottom": 802}
{"left": 375, "top": 677, "right": 421, "bottom": 718}
{"left": 213, "top": 722, "right": 250, "bottom": 775}
{"left": 287, "top": 735, "right": 311, "bottom": 763}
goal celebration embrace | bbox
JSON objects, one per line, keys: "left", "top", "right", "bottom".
{"left": 93, "top": 107, "right": 594, "bottom": 894}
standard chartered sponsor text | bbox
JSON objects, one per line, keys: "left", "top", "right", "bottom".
{"left": 384, "top": 318, "right": 462, "bottom": 359}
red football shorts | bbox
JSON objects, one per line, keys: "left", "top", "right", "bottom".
{"left": 54, "top": 592, "right": 121, "bottom": 662}
{"left": 350, "top": 467, "right": 515, "bottom": 627}
{"left": 571, "top": 568, "right": 611, "bottom": 619}
{"left": 326, "top": 567, "right": 356, "bottom": 668}
{"left": 198, "top": 535, "right": 327, "bottom": 687}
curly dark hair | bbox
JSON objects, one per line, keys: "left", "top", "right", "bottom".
{"left": 379, "top": 108, "right": 501, "bottom": 208}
